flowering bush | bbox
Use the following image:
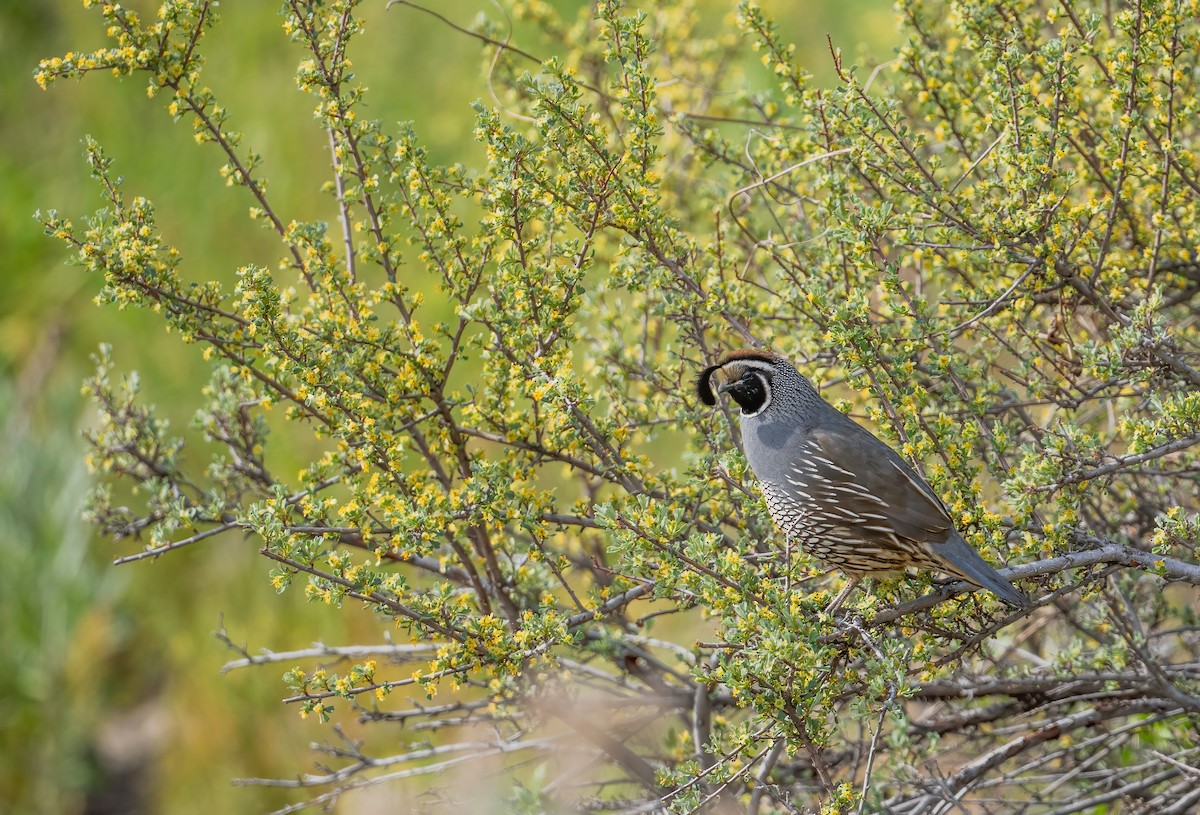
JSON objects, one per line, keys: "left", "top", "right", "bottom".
{"left": 40, "top": 0, "right": 1200, "bottom": 812}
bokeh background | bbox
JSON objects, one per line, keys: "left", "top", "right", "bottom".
{"left": 2, "top": 1, "right": 897, "bottom": 812}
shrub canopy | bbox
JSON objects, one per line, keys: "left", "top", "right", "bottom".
{"left": 39, "top": 0, "right": 1200, "bottom": 812}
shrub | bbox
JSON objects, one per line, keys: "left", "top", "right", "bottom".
{"left": 39, "top": 0, "right": 1200, "bottom": 812}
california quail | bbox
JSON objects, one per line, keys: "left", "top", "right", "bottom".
{"left": 697, "top": 349, "right": 1028, "bottom": 609}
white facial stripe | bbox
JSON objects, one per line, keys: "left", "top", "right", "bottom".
{"left": 725, "top": 359, "right": 777, "bottom": 377}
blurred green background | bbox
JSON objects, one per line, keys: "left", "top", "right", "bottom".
{"left": 1, "top": 1, "right": 897, "bottom": 812}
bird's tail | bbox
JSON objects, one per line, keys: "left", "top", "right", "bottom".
{"left": 930, "top": 533, "right": 1029, "bottom": 607}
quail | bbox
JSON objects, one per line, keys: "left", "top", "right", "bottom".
{"left": 697, "top": 349, "right": 1028, "bottom": 610}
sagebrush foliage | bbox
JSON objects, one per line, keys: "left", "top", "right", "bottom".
{"left": 39, "top": 0, "right": 1200, "bottom": 812}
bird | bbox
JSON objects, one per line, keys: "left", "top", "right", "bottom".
{"left": 696, "top": 349, "right": 1028, "bottom": 611}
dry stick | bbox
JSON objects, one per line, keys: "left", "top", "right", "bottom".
{"left": 686, "top": 742, "right": 774, "bottom": 813}
{"left": 839, "top": 618, "right": 900, "bottom": 811}
{"left": 1107, "top": 588, "right": 1200, "bottom": 713}
{"left": 987, "top": 712, "right": 1184, "bottom": 800}
{"left": 566, "top": 583, "right": 653, "bottom": 628}
{"left": 112, "top": 472, "right": 348, "bottom": 565}
{"left": 220, "top": 642, "right": 438, "bottom": 674}
{"left": 946, "top": 257, "right": 1043, "bottom": 338}
{"left": 361, "top": 697, "right": 492, "bottom": 724}
{"left": 929, "top": 702, "right": 1182, "bottom": 811}
{"left": 1150, "top": 750, "right": 1200, "bottom": 781}
{"left": 749, "top": 737, "right": 788, "bottom": 815}
{"left": 113, "top": 519, "right": 238, "bottom": 565}
{"left": 327, "top": 127, "right": 358, "bottom": 283}
{"left": 1040, "top": 767, "right": 1185, "bottom": 815}
{"left": 238, "top": 736, "right": 558, "bottom": 803}
{"left": 1032, "top": 432, "right": 1200, "bottom": 492}
{"left": 726, "top": 147, "right": 854, "bottom": 240}
{"left": 658, "top": 724, "right": 776, "bottom": 809}
{"left": 857, "top": 703, "right": 889, "bottom": 815}
{"left": 692, "top": 654, "right": 717, "bottom": 776}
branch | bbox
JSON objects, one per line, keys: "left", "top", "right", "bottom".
{"left": 1032, "top": 433, "right": 1200, "bottom": 493}
{"left": 566, "top": 583, "right": 654, "bottom": 629}
{"left": 888, "top": 702, "right": 1186, "bottom": 813}
{"left": 220, "top": 641, "right": 439, "bottom": 674}
{"left": 867, "top": 537, "right": 1200, "bottom": 626}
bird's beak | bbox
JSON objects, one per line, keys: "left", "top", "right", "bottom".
{"left": 710, "top": 363, "right": 743, "bottom": 396}
{"left": 708, "top": 365, "right": 733, "bottom": 396}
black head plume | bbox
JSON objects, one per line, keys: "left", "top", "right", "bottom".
{"left": 696, "top": 362, "right": 724, "bottom": 406}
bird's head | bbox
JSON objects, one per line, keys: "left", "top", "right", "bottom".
{"left": 696, "top": 350, "right": 795, "bottom": 417}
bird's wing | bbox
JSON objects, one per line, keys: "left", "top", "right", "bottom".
{"left": 790, "top": 423, "right": 955, "bottom": 545}
{"left": 778, "top": 421, "right": 1028, "bottom": 605}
